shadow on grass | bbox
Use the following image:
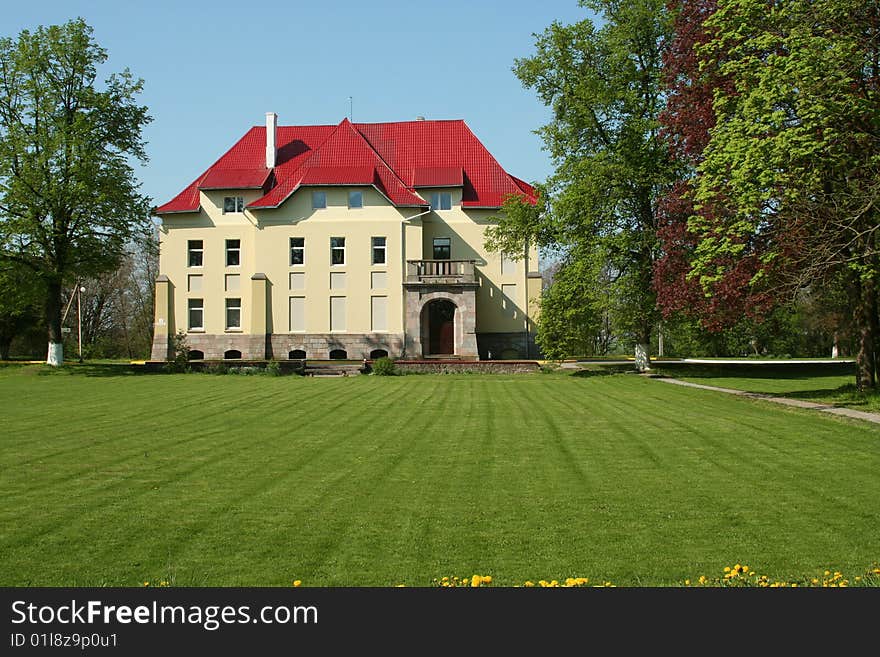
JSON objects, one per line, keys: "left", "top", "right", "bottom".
{"left": 571, "top": 365, "right": 632, "bottom": 378}
{"left": 31, "top": 363, "right": 147, "bottom": 378}
{"left": 653, "top": 362, "right": 855, "bottom": 381}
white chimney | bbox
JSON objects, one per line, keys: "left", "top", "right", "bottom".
{"left": 265, "top": 112, "right": 277, "bottom": 169}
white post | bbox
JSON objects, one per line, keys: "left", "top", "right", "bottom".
{"left": 77, "top": 286, "right": 84, "bottom": 362}
{"left": 47, "top": 342, "right": 63, "bottom": 367}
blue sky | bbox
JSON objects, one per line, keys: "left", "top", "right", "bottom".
{"left": 5, "top": 0, "right": 594, "bottom": 208}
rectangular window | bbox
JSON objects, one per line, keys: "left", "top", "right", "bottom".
{"left": 290, "top": 237, "right": 305, "bottom": 266}
{"left": 371, "top": 271, "right": 387, "bottom": 289}
{"left": 501, "top": 254, "right": 517, "bottom": 276}
{"left": 226, "top": 239, "right": 241, "bottom": 267}
{"left": 225, "top": 274, "right": 240, "bottom": 292}
{"left": 312, "top": 191, "right": 326, "bottom": 209}
{"left": 433, "top": 237, "right": 451, "bottom": 260}
{"left": 371, "top": 236, "right": 386, "bottom": 265}
{"left": 223, "top": 196, "right": 244, "bottom": 213}
{"left": 502, "top": 284, "right": 518, "bottom": 319}
{"left": 289, "top": 272, "right": 305, "bottom": 290}
{"left": 188, "top": 240, "right": 203, "bottom": 267}
{"left": 289, "top": 297, "right": 305, "bottom": 332}
{"left": 330, "top": 272, "right": 346, "bottom": 289}
{"left": 225, "top": 298, "right": 241, "bottom": 330}
{"left": 330, "top": 296, "right": 346, "bottom": 331}
{"left": 430, "top": 192, "right": 451, "bottom": 211}
{"left": 188, "top": 298, "right": 204, "bottom": 330}
{"left": 348, "top": 190, "right": 363, "bottom": 209}
{"left": 187, "top": 274, "right": 202, "bottom": 292}
{"left": 330, "top": 237, "right": 345, "bottom": 265}
{"left": 371, "top": 296, "right": 387, "bottom": 332}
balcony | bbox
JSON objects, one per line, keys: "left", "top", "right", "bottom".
{"left": 405, "top": 260, "right": 477, "bottom": 285}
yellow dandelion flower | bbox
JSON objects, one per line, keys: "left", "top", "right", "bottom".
{"left": 143, "top": 582, "right": 150, "bottom": 587}
{"left": 524, "top": 581, "right": 535, "bottom": 587}
{"left": 292, "top": 580, "right": 302, "bottom": 587}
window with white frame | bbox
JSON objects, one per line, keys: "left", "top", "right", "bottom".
{"left": 187, "top": 240, "right": 203, "bottom": 267}
{"left": 223, "top": 196, "right": 244, "bottom": 213}
{"left": 348, "top": 190, "right": 363, "bottom": 209}
{"left": 188, "top": 298, "right": 204, "bottom": 330}
{"left": 312, "top": 191, "right": 326, "bottom": 209}
{"left": 290, "top": 237, "right": 305, "bottom": 266}
{"left": 226, "top": 239, "right": 240, "bottom": 267}
{"left": 430, "top": 192, "right": 451, "bottom": 211}
{"left": 225, "top": 298, "right": 241, "bottom": 330}
{"left": 372, "top": 236, "right": 386, "bottom": 265}
{"left": 330, "top": 237, "right": 345, "bottom": 265}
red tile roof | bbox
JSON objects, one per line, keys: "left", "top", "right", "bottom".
{"left": 155, "top": 118, "right": 535, "bottom": 214}
{"left": 199, "top": 168, "right": 271, "bottom": 190}
{"left": 411, "top": 166, "right": 463, "bottom": 187}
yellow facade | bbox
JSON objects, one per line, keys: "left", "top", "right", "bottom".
{"left": 154, "top": 183, "right": 540, "bottom": 360}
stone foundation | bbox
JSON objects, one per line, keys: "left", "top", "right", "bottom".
{"left": 150, "top": 332, "right": 405, "bottom": 361}
{"left": 172, "top": 333, "right": 268, "bottom": 360}
{"left": 269, "top": 333, "right": 404, "bottom": 360}
{"left": 476, "top": 332, "right": 541, "bottom": 360}
{"left": 394, "top": 360, "right": 540, "bottom": 374}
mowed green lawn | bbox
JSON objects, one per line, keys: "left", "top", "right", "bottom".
{"left": 652, "top": 362, "right": 880, "bottom": 413}
{"left": 1, "top": 364, "right": 877, "bottom": 586}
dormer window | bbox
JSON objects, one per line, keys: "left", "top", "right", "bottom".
{"left": 223, "top": 196, "right": 244, "bottom": 213}
{"left": 430, "top": 192, "right": 451, "bottom": 211}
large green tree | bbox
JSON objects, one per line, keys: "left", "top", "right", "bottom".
{"left": 0, "top": 261, "right": 43, "bottom": 359}
{"left": 487, "top": 0, "right": 677, "bottom": 369}
{"left": 0, "top": 18, "right": 151, "bottom": 366}
{"left": 688, "top": 0, "right": 880, "bottom": 388}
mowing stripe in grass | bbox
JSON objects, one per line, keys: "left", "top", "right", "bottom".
{"left": 1, "top": 368, "right": 877, "bottom": 586}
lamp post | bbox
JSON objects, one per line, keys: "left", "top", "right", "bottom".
{"left": 77, "top": 285, "right": 85, "bottom": 363}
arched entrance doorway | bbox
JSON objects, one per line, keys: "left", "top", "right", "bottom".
{"left": 425, "top": 299, "right": 456, "bottom": 355}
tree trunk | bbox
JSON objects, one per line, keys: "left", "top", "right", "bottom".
{"left": 854, "top": 276, "right": 876, "bottom": 391}
{"left": 634, "top": 324, "right": 652, "bottom": 372}
{"left": 46, "top": 278, "right": 64, "bottom": 367}
{"left": 0, "top": 334, "right": 11, "bottom": 360}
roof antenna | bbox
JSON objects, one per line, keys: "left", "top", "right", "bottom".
{"left": 347, "top": 96, "right": 353, "bottom": 122}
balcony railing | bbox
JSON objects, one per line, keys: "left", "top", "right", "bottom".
{"left": 405, "top": 260, "right": 476, "bottom": 284}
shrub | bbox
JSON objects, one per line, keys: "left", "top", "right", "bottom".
{"left": 166, "top": 330, "right": 190, "bottom": 373}
{"left": 371, "top": 357, "right": 397, "bottom": 376}
{"left": 266, "top": 360, "right": 282, "bottom": 377}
